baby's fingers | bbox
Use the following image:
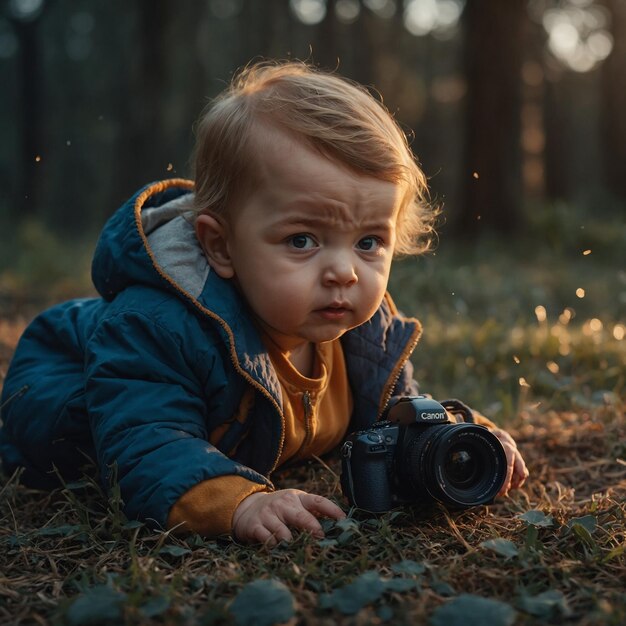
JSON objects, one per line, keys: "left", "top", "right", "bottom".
{"left": 497, "top": 445, "right": 516, "bottom": 496}
{"left": 239, "top": 517, "right": 293, "bottom": 546}
{"left": 263, "top": 518, "right": 294, "bottom": 545}
{"left": 299, "top": 493, "right": 346, "bottom": 521}
{"left": 498, "top": 458, "right": 515, "bottom": 496}
{"left": 280, "top": 505, "right": 325, "bottom": 539}
{"left": 510, "top": 452, "right": 529, "bottom": 489}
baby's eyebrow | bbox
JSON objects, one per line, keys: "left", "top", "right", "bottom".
{"left": 271, "top": 215, "right": 393, "bottom": 231}
{"left": 272, "top": 215, "right": 328, "bottom": 227}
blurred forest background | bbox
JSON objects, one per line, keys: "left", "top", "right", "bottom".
{"left": 0, "top": 0, "right": 624, "bottom": 340}
{"left": 1, "top": 0, "right": 625, "bottom": 227}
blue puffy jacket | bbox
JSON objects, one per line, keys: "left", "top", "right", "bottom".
{"left": 0, "top": 179, "right": 422, "bottom": 528}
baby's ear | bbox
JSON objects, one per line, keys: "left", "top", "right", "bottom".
{"left": 195, "top": 214, "right": 235, "bottom": 279}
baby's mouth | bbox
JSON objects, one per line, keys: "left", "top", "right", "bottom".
{"left": 315, "top": 302, "right": 352, "bottom": 320}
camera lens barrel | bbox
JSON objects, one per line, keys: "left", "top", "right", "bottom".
{"left": 403, "top": 423, "right": 507, "bottom": 508}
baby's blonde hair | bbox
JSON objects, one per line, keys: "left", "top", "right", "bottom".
{"left": 192, "top": 60, "right": 437, "bottom": 256}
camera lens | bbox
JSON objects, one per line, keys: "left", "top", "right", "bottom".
{"left": 402, "top": 424, "right": 507, "bottom": 508}
{"left": 444, "top": 444, "right": 480, "bottom": 488}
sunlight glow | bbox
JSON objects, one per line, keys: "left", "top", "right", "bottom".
{"left": 535, "top": 305, "right": 547, "bottom": 323}
{"left": 589, "top": 318, "right": 603, "bottom": 332}
{"left": 549, "top": 21, "right": 579, "bottom": 56}
{"left": 551, "top": 325, "right": 564, "bottom": 338}
{"left": 403, "top": 0, "right": 464, "bottom": 38}
{"left": 587, "top": 30, "right": 613, "bottom": 60}
{"left": 582, "top": 319, "right": 604, "bottom": 338}
{"left": 8, "top": 0, "right": 43, "bottom": 21}
{"left": 364, "top": 0, "right": 396, "bottom": 19}
{"left": 335, "top": 0, "right": 361, "bottom": 24}
{"left": 290, "top": 0, "right": 326, "bottom": 25}
{"left": 542, "top": 1, "right": 613, "bottom": 73}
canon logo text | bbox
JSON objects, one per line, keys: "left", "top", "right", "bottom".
{"left": 419, "top": 411, "right": 446, "bottom": 420}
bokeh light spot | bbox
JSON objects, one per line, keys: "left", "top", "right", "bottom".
{"left": 290, "top": 0, "right": 326, "bottom": 25}
{"left": 335, "top": 0, "right": 361, "bottom": 24}
{"left": 535, "top": 305, "right": 547, "bottom": 323}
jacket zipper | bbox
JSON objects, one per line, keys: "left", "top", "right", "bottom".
{"left": 378, "top": 326, "right": 422, "bottom": 419}
{"left": 293, "top": 390, "right": 313, "bottom": 460}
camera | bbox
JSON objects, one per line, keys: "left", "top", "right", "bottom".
{"left": 341, "top": 396, "right": 507, "bottom": 512}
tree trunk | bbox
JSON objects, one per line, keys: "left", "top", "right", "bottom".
{"left": 601, "top": 0, "right": 626, "bottom": 201}
{"left": 543, "top": 74, "right": 569, "bottom": 202}
{"left": 457, "top": 0, "right": 526, "bottom": 236}
{"left": 13, "top": 16, "right": 44, "bottom": 218}
{"left": 115, "top": 0, "right": 174, "bottom": 197}
{"left": 315, "top": 0, "right": 339, "bottom": 71}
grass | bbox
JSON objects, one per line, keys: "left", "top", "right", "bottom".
{"left": 1, "top": 406, "right": 624, "bottom": 625}
{"left": 0, "top": 208, "right": 625, "bottom": 625}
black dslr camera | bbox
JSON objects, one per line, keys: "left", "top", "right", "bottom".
{"left": 341, "top": 396, "right": 507, "bottom": 512}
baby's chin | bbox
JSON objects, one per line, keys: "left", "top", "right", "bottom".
{"left": 301, "top": 325, "right": 358, "bottom": 345}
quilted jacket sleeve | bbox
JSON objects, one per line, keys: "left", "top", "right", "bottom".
{"left": 167, "top": 475, "right": 268, "bottom": 536}
{"left": 84, "top": 309, "right": 270, "bottom": 529}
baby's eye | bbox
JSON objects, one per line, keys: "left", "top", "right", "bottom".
{"left": 357, "top": 236, "right": 383, "bottom": 252}
{"left": 288, "top": 234, "right": 316, "bottom": 250}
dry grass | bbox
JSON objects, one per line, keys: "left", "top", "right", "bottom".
{"left": 1, "top": 351, "right": 624, "bottom": 625}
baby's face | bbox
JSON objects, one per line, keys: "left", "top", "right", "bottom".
{"left": 219, "top": 128, "right": 400, "bottom": 350}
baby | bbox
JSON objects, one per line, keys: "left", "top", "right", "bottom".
{"left": 0, "top": 61, "right": 528, "bottom": 545}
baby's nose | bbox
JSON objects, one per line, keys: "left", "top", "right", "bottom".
{"left": 322, "top": 254, "right": 358, "bottom": 286}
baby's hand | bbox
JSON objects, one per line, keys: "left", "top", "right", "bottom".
{"left": 491, "top": 428, "right": 529, "bottom": 496}
{"left": 232, "top": 489, "right": 346, "bottom": 546}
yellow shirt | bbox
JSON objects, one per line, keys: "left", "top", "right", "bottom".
{"left": 167, "top": 337, "right": 353, "bottom": 536}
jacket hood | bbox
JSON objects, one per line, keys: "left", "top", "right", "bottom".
{"left": 92, "top": 179, "right": 253, "bottom": 336}
{"left": 92, "top": 179, "right": 200, "bottom": 302}
{"left": 92, "top": 178, "right": 284, "bottom": 406}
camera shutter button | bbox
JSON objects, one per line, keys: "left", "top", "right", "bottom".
{"left": 367, "top": 433, "right": 383, "bottom": 443}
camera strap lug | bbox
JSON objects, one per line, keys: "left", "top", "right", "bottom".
{"left": 341, "top": 441, "right": 352, "bottom": 458}
{"left": 341, "top": 441, "right": 357, "bottom": 504}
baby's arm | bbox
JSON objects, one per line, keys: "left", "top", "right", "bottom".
{"left": 84, "top": 310, "right": 272, "bottom": 528}
{"left": 232, "top": 489, "right": 346, "bottom": 546}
